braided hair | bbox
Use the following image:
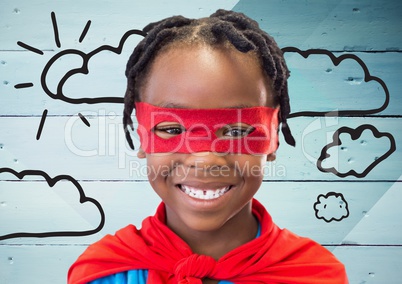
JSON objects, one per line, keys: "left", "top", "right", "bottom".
{"left": 123, "top": 9, "right": 295, "bottom": 150}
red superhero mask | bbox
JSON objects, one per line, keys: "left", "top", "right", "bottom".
{"left": 135, "top": 102, "right": 279, "bottom": 155}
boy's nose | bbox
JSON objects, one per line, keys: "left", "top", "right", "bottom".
{"left": 182, "top": 151, "right": 228, "bottom": 171}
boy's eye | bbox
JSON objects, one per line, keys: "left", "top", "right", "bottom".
{"left": 153, "top": 122, "right": 185, "bottom": 138}
{"left": 220, "top": 124, "right": 255, "bottom": 138}
{"left": 163, "top": 127, "right": 184, "bottom": 135}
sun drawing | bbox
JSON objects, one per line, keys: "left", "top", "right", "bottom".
{"left": 14, "top": 11, "right": 146, "bottom": 140}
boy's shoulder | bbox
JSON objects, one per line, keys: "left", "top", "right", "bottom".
{"left": 68, "top": 224, "right": 145, "bottom": 284}
{"left": 264, "top": 227, "right": 348, "bottom": 282}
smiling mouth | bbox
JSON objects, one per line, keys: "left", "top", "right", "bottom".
{"left": 178, "top": 184, "right": 232, "bottom": 200}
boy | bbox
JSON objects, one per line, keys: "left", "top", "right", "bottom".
{"left": 68, "top": 9, "right": 348, "bottom": 284}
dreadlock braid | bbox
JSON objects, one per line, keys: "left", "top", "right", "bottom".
{"left": 123, "top": 9, "right": 295, "bottom": 150}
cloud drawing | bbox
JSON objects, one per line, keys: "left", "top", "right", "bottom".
{"left": 0, "top": 167, "right": 105, "bottom": 240}
{"left": 316, "top": 124, "right": 396, "bottom": 178}
{"left": 314, "top": 192, "right": 349, "bottom": 223}
{"left": 283, "top": 47, "right": 389, "bottom": 118}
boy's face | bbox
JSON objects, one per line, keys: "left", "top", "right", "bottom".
{"left": 138, "top": 45, "right": 276, "bottom": 233}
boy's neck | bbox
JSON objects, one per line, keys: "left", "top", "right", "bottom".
{"left": 166, "top": 202, "right": 258, "bottom": 260}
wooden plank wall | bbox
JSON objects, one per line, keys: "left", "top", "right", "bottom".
{"left": 1, "top": 0, "right": 401, "bottom": 283}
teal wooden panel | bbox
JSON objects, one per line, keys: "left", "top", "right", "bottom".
{"left": 341, "top": 180, "right": 402, "bottom": 245}
{"left": 333, "top": 246, "right": 402, "bottom": 284}
{"left": 234, "top": 0, "right": 402, "bottom": 51}
{"left": 0, "top": 179, "right": 105, "bottom": 242}
{"left": 284, "top": 51, "right": 402, "bottom": 116}
{"left": 4, "top": 1, "right": 401, "bottom": 52}
{"left": 0, "top": 0, "right": 239, "bottom": 50}
{"left": 281, "top": 117, "right": 400, "bottom": 181}
{"left": 355, "top": 52, "right": 402, "bottom": 116}
{"left": 0, "top": 245, "right": 86, "bottom": 284}
{"left": 0, "top": 181, "right": 159, "bottom": 245}
{"left": 255, "top": 181, "right": 397, "bottom": 245}
{"left": 0, "top": 50, "right": 129, "bottom": 115}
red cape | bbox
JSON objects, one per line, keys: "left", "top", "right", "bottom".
{"left": 68, "top": 199, "right": 348, "bottom": 284}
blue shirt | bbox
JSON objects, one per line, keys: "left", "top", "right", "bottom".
{"left": 90, "top": 270, "right": 233, "bottom": 284}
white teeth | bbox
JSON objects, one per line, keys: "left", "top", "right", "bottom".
{"left": 180, "top": 185, "right": 230, "bottom": 200}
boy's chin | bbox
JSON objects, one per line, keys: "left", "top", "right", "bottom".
{"left": 169, "top": 208, "right": 232, "bottom": 234}
{"left": 180, "top": 216, "right": 228, "bottom": 233}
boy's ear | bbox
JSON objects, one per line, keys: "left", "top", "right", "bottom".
{"left": 267, "top": 152, "right": 276, "bottom": 161}
{"left": 137, "top": 147, "right": 146, "bottom": 159}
